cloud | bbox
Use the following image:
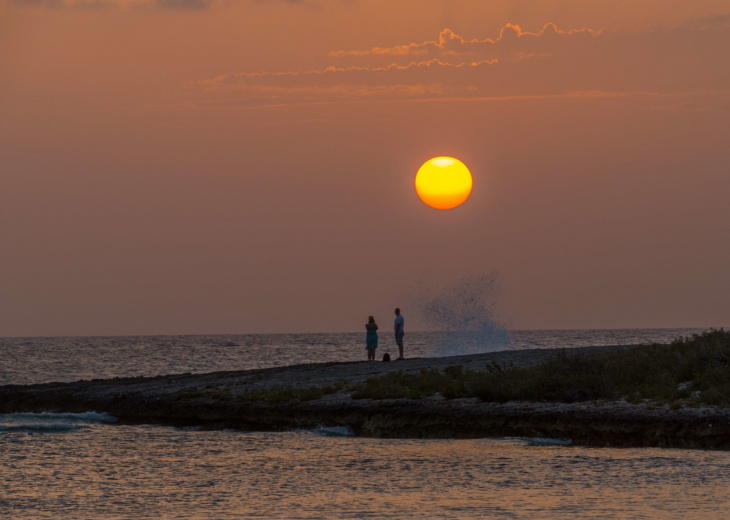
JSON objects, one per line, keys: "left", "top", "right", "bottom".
{"left": 10, "top": 0, "right": 213, "bottom": 9}
{"left": 329, "top": 23, "right": 601, "bottom": 62}
{"left": 10, "top": 0, "right": 115, "bottom": 9}
{"left": 203, "top": 59, "right": 498, "bottom": 88}
{"left": 197, "top": 22, "right": 730, "bottom": 107}
{"left": 151, "top": 0, "right": 210, "bottom": 9}
{"left": 9, "top": 0, "right": 316, "bottom": 8}
{"left": 682, "top": 13, "right": 730, "bottom": 29}
{"left": 197, "top": 60, "right": 502, "bottom": 106}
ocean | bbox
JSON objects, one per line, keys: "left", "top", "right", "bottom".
{"left": 0, "top": 328, "right": 708, "bottom": 386}
{"left": 2, "top": 329, "right": 729, "bottom": 519}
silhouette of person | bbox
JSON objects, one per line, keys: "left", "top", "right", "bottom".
{"left": 394, "top": 308, "right": 405, "bottom": 360}
{"left": 365, "top": 316, "right": 379, "bottom": 361}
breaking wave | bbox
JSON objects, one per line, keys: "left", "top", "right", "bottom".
{"left": 407, "top": 272, "right": 509, "bottom": 355}
{"left": 522, "top": 437, "right": 573, "bottom": 447}
{"left": 294, "top": 426, "right": 356, "bottom": 437}
{"left": 0, "top": 412, "right": 118, "bottom": 432}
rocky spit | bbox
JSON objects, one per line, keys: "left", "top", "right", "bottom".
{"left": 2, "top": 346, "right": 729, "bottom": 449}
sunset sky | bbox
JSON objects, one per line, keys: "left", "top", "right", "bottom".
{"left": 1, "top": 0, "right": 729, "bottom": 336}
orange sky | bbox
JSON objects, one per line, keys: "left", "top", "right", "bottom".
{"left": 1, "top": 0, "right": 729, "bottom": 335}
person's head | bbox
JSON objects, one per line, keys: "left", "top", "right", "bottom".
{"left": 368, "top": 316, "right": 375, "bottom": 323}
{"left": 395, "top": 308, "right": 400, "bottom": 316}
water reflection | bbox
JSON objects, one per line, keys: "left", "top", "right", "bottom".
{"left": 1, "top": 424, "right": 728, "bottom": 519}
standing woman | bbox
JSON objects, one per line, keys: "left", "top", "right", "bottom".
{"left": 365, "top": 316, "right": 379, "bottom": 361}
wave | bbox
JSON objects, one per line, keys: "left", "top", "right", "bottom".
{"left": 0, "top": 412, "right": 117, "bottom": 433}
{"left": 293, "top": 425, "right": 355, "bottom": 437}
{"left": 314, "top": 426, "right": 355, "bottom": 437}
{"left": 522, "top": 437, "right": 573, "bottom": 447}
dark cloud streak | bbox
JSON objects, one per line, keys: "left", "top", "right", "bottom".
{"left": 10, "top": 0, "right": 113, "bottom": 10}
{"left": 153, "top": 0, "right": 211, "bottom": 10}
{"left": 10, "top": 0, "right": 309, "bottom": 8}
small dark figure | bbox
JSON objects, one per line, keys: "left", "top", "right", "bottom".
{"left": 365, "top": 316, "right": 379, "bottom": 361}
{"left": 394, "top": 308, "right": 405, "bottom": 360}
{"left": 382, "top": 353, "right": 391, "bottom": 362}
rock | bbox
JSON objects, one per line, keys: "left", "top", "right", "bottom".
{"left": 2, "top": 346, "right": 730, "bottom": 449}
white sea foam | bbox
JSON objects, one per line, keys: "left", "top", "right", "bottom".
{"left": 311, "top": 426, "right": 355, "bottom": 437}
{"left": 522, "top": 437, "right": 573, "bottom": 447}
{"left": 0, "top": 412, "right": 117, "bottom": 432}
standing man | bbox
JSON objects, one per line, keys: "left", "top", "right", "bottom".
{"left": 394, "top": 308, "right": 405, "bottom": 360}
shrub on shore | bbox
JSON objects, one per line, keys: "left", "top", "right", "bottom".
{"left": 236, "top": 383, "right": 342, "bottom": 404}
{"left": 176, "top": 383, "right": 342, "bottom": 404}
{"left": 351, "top": 329, "right": 730, "bottom": 406}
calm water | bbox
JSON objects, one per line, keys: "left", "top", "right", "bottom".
{"left": 0, "top": 328, "right": 706, "bottom": 386}
{"left": 2, "top": 329, "right": 728, "bottom": 519}
{"left": 1, "top": 414, "right": 729, "bottom": 519}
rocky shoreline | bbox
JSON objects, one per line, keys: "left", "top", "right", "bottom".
{"left": 2, "top": 346, "right": 729, "bottom": 449}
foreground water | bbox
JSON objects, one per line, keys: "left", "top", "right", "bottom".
{"left": 1, "top": 413, "right": 729, "bottom": 519}
{"left": 2, "top": 329, "right": 727, "bottom": 519}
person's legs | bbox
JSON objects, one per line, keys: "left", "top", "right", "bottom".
{"left": 396, "top": 334, "right": 404, "bottom": 359}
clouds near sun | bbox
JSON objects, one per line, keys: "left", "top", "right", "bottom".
{"left": 199, "top": 21, "right": 730, "bottom": 108}
{"left": 2, "top": 0, "right": 730, "bottom": 334}
{"left": 328, "top": 24, "right": 599, "bottom": 60}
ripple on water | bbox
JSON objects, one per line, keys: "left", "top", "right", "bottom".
{"left": 0, "top": 329, "right": 707, "bottom": 385}
{"left": 1, "top": 425, "right": 729, "bottom": 519}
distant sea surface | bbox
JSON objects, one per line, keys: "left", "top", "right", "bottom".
{"left": 0, "top": 328, "right": 708, "bottom": 386}
{"left": 3, "top": 328, "right": 729, "bottom": 519}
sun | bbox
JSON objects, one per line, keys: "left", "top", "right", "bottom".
{"left": 415, "top": 157, "right": 473, "bottom": 210}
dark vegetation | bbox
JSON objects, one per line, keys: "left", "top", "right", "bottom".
{"left": 178, "top": 383, "right": 343, "bottom": 405}
{"left": 176, "top": 331, "right": 730, "bottom": 407}
{"left": 235, "top": 383, "right": 343, "bottom": 404}
{"left": 351, "top": 330, "right": 730, "bottom": 406}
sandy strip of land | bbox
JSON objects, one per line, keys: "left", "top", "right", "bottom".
{"left": 0, "top": 346, "right": 625, "bottom": 401}
{"left": 2, "top": 345, "right": 729, "bottom": 449}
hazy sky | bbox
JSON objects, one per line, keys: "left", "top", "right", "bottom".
{"left": 1, "top": 0, "right": 729, "bottom": 336}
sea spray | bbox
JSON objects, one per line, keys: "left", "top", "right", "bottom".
{"left": 406, "top": 272, "right": 509, "bottom": 356}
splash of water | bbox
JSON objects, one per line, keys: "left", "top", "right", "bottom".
{"left": 407, "top": 272, "right": 509, "bottom": 356}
